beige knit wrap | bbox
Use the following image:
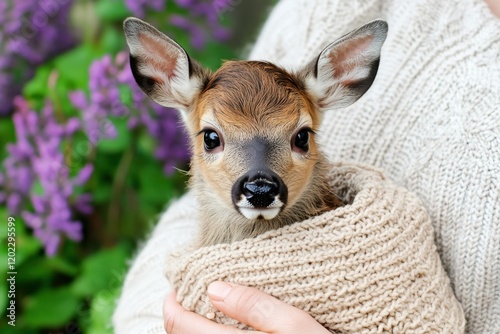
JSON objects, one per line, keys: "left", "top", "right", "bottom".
{"left": 165, "top": 163, "right": 465, "bottom": 333}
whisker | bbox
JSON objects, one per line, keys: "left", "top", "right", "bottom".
{"left": 174, "top": 167, "right": 190, "bottom": 176}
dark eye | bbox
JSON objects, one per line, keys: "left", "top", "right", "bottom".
{"left": 204, "top": 130, "right": 221, "bottom": 151}
{"left": 293, "top": 129, "right": 309, "bottom": 152}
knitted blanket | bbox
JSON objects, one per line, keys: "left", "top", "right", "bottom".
{"left": 165, "top": 163, "right": 465, "bottom": 333}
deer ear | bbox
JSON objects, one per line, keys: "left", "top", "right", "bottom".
{"left": 123, "top": 17, "right": 210, "bottom": 113}
{"left": 301, "top": 20, "right": 388, "bottom": 110}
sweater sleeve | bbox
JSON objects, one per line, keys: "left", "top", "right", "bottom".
{"left": 113, "top": 0, "right": 500, "bottom": 333}
{"left": 112, "top": 192, "right": 198, "bottom": 334}
{"left": 250, "top": 1, "right": 500, "bottom": 333}
{"left": 248, "top": 0, "right": 385, "bottom": 69}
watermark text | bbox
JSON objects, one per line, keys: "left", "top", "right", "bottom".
{"left": 6, "top": 217, "right": 16, "bottom": 326}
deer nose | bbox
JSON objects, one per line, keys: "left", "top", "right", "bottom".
{"left": 232, "top": 169, "right": 288, "bottom": 218}
{"left": 243, "top": 178, "right": 279, "bottom": 207}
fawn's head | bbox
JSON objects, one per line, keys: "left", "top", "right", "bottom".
{"left": 124, "top": 18, "right": 387, "bottom": 224}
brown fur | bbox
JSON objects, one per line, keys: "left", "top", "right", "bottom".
{"left": 186, "top": 61, "right": 343, "bottom": 247}
{"left": 123, "top": 18, "right": 387, "bottom": 248}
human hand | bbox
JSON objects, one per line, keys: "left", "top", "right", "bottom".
{"left": 163, "top": 281, "right": 330, "bottom": 334}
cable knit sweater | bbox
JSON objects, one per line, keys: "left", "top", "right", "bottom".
{"left": 112, "top": 0, "right": 500, "bottom": 333}
{"left": 165, "top": 163, "right": 466, "bottom": 333}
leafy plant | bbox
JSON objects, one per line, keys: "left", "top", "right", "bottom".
{"left": 0, "top": 0, "right": 238, "bottom": 332}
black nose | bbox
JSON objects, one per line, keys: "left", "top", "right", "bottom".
{"left": 243, "top": 178, "right": 278, "bottom": 207}
{"left": 232, "top": 170, "right": 288, "bottom": 209}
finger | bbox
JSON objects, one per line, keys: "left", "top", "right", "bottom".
{"left": 163, "top": 291, "right": 265, "bottom": 334}
{"left": 207, "top": 282, "right": 325, "bottom": 333}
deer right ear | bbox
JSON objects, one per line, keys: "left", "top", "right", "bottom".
{"left": 300, "top": 20, "right": 388, "bottom": 111}
{"left": 123, "top": 17, "right": 210, "bottom": 113}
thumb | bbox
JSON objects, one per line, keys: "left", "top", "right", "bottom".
{"left": 207, "top": 282, "right": 321, "bottom": 333}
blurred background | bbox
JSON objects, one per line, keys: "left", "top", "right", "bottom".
{"left": 0, "top": 1, "right": 276, "bottom": 332}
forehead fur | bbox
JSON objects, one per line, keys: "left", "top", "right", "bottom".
{"left": 195, "top": 61, "right": 318, "bottom": 131}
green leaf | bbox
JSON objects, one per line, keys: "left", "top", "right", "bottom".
{"left": 0, "top": 117, "right": 15, "bottom": 160}
{"left": 137, "top": 162, "right": 174, "bottom": 203}
{"left": 70, "top": 244, "right": 129, "bottom": 297}
{"left": 32, "top": 179, "right": 44, "bottom": 196}
{"left": 15, "top": 257, "right": 54, "bottom": 288}
{"left": 23, "top": 45, "right": 101, "bottom": 105}
{"left": 137, "top": 132, "right": 156, "bottom": 154}
{"left": 95, "top": 0, "right": 131, "bottom": 22}
{"left": 0, "top": 277, "right": 7, "bottom": 316}
{"left": 0, "top": 216, "right": 42, "bottom": 273}
{"left": 87, "top": 287, "right": 122, "bottom": 334}
{"left": 97, "top": 118, "right": 131, "bottom": 153}
{"left": 0, "top": 206, "right": 9, "bottom": 240}
{"left": 0, "top": 322, "right": 35, "bottom": 334}
{"left": 45, "top": 256, "right": 79, "bottom": 277}
{"left": 92, "top": 184, "right": 112, "bottom": 203}
{"left": 54, "top": 45, "right": 101, "bottom": 88}
{"left": 118, "top": 84, "right": 133, "bottom": 106}
{"left": 23, "top": 66, "right": 52, "bottom": 99}
{"left": 14, "top": 229, "right": 42, "bottom": 268}
{"left": 201, "top": 41, "right": 238, "bottom": 70}
{"left": 0, "top": 254, "right": 6, "bottom": 278}
{"left": 100, "top": 26, "right": 127, "bottom": 54}
{"left": 22, "top": 287, "right": 80, "bottom": 328}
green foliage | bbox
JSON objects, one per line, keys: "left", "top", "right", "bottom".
{"left": 0, "top": 272, "right": 6, "bottom": 315}
{"left": 0, "top": 0, "right": 244, "bottom": 332}
{"left": 97, "top": 119, "right": 132, "bottom": 153}
{"left": 71, "top": 244, "right": 129, "bottom": 298}
{"left": 24, "top": 45, "right": 104, "bottom": 116}
{"left": 95, "top": 0, "right": 131, "bottom": 22}
{"left": 86, "top": 286, "right": 122, "bottom": 334}
{"left": 23, "top": 287, "right": 80, "bottom": 328}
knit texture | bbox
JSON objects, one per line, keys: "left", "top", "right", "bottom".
{"left": 165, "top": 163, "right": 465, "bottom": 333}
{"left": 113, "top": 0, "right": 500, "bottom": 333}
{"left": 250, "top": 1, "right": 500, "bottom": 333}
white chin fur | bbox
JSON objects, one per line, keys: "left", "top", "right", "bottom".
{"left": 239, "top": 207, "right": 281, "bottom": 220}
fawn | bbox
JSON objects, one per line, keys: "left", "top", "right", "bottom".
{"left": 124, "top": 18, "right": 388, "bottom": 247}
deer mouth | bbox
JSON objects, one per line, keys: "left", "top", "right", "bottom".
{"left": 235, "top": 197, "right": 284, "bottom": 220}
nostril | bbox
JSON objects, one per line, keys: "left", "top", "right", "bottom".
{"left": 232, "top": 170, "right": 288, "bottom": 212}
{"left": 243, "top": 179, "right": 278, "bottom": 198}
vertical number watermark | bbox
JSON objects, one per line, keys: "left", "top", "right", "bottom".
{"left": 7, "top": 217, "right": 16, "bottom": 326}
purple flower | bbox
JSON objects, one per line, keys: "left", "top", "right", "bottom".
{"left": 124, "top": 0, "right": 232, "bottom": 49}
{"left": 0, "top": 97, "right": 91, "bottom": 256}
{"left": 71, "top": 52, "right": 190, "bottom": 174}
{"left": 0, "top": 0, "right": 76, "bottom": 115}
{"left": 143, "top": 103, "right": 190, "bottom": 174}
{"left": 70, "top": 55, "right": 124, "bottom": 144}
{"left": 124, "top": 0, "right": 165, "bottom": 18}
{"left": 170, "top": 0, "right": 232, "bottom": 49}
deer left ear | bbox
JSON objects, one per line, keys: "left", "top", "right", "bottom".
{"left": 301, "top": 20, "right": 388, "bottom": 110}
{"left": 123, "top": 17, "right": 210, "bottom": 114}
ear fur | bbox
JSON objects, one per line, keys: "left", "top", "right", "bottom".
{"left": 301, "top": 20, "right": 388, "bottom": 110}
{"left": 123, "top": 17, "right": 210, "bottom": 113}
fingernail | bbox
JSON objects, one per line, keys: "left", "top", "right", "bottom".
{"left": 207, "top": 281, "right": 232, "bottom": 301}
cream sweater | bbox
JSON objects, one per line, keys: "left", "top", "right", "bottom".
{"left": 112, "top": 0, "right": 500, "bottom": 333}
{"left": 166, "top": 163, "right": 465, "bottom": 333}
